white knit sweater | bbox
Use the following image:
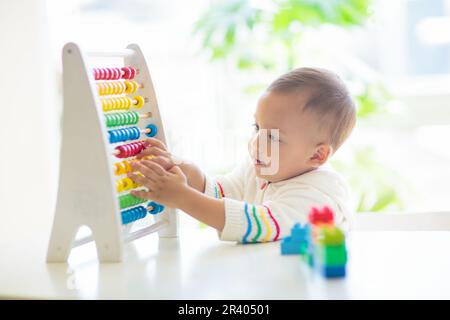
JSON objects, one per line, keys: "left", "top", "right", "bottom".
{"left": 203, "top": 156, "right": 354, "bottom": 243}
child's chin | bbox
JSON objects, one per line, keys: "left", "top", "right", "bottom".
{"left": 254, "top": 167, "right": 278, "bottom": 181}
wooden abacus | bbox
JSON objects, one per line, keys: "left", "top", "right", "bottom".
{"left": 46, "top": 42, "right": 178, "bottom": 263}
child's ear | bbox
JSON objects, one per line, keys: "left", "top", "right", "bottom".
{"left": 309, "top": 144, "right": 332, "bottom": 167}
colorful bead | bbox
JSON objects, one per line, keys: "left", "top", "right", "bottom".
{"left": 147, "top": 201, "right": 164, "bottom": 215}
{"left": 119, "top": 193, "right": 147, "bottom": 209}
{"left": 101, "top": 96, "right": 134, "bottom": 112}
{"left": 108, "top": 126, "right": 141, "bottom": 143}
{"left": 93, "top": 67, "right": 138, "bottom": 80}
{"left": 145, "top": 124, "right": 158, "bottom": 138}
{"left": 133, "top": 95, "right": 144, "bottom": 109}
{"left": 121, "top": 67, "right": 137, "bottom": 80}
{"left": 115, "top": 141, "right": 146, "bottom": 158}
{"left": 116, "top": 177, "right": 139, "bottom": 193}
{"left": 121, "top": 206, "right": 147, "bottom": 225}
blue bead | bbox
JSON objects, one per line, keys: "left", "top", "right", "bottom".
{"left": 109, "top": 130, "right": 117, "bottom": 143}
{"left": 145, "top": 124, "right": 158, "bottom": 138}
{"left": 134, "top": 127, "right": 141, "bottom": 140}
{"left": 147, "top": 201, "right": 159, "bottom": 214}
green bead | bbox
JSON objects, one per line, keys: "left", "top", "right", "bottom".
{"left": 119, "top": 194, "right": 146, "bottom": 209}
{"left": 118, "top": 113, "right": 125, "bottom": 126}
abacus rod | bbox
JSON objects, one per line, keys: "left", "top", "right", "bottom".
{"left": 123, "top": 220, "right": 169, "bottom": 243}
{"left": 101, "top": 97, "right": 149, "bottom": 104}
{"left": 132, "top": 98, "right": 150, "bottom": 104}
{"left": 86, "top": 49, "right": 135, "bottom": 58}
{"left": 140, "top": 112, "right": 152, "bottom": 118}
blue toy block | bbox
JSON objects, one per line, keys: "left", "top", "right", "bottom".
{"left": 320, "top": 265, "right": 346, "bottom": 278}
{"left": 291, "top": 223, "right": 307, "bottom": 242}
{"left": 281, "top": 236, "right": 303, "bottom": 255}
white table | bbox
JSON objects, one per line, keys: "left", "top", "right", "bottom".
{"left": 2, "top": 217, "right": 450, "bottom": 299}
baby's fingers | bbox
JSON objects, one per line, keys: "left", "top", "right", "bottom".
{"left": 137, "top": 146, "right": 169, "bottom": 159}
{"left": 150, "top": 156, "right": 174, "bottom": 171}
{"left": 143, "top": 137, "right": 167, "bottom": 151}
{"left": 128, "top": 172, "right": 155, "bottom": 186}
{"left": 131, "top": 189, "right": 153, "bottom": 200}
{"left": 130, "top": 162, "right": 158, "bottom": 182}
{"left": 140, "top": 160, "right": 166, "bottom": 176}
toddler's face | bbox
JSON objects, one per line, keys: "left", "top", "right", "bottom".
{"left": 249, "top": 90, "right": 328, "bottom": 182}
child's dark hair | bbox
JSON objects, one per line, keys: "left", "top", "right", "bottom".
{"left": 267, "top": 67, "right": 356, "bottom": 151}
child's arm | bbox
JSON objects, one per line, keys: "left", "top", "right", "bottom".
{"left": 138, "top": 138, "right": 248, "bottom": 198}
{"left": 138, "top": 138, "right": 206, "bottom": 193}
{"left": 129, "top": 161, "right": 346, "bottom": 242}
{"left": 129, "top": 160, "right": 226, "bottom": 230}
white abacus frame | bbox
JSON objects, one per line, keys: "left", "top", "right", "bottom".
{"left": 46, "top": 42, "right": 178, "bottom": 263}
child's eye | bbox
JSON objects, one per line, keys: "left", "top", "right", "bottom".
{"left": 269, "top": 134, "right": 279, "bottom": 142}
{"left": 252, "top": 123, "right": 259, "bottom": 132}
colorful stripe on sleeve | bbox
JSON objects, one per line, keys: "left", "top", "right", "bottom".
{"left": 214, "top": 181, "right": 225, "bottom": 199}
{"left": 242, "top": 203, "right": 280, "bottom": 243}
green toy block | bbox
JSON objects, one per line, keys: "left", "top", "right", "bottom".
{"left": 315, "top": 226, "right": 345, "bottom": 246}
{"left": 314, "top": 244, "right": 347, "bottom": 267}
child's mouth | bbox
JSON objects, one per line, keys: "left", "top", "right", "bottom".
{"left": 254, "top": 158, "right": 270, "bottom": 167}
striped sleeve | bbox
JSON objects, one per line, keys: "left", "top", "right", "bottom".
{"left": 217, "top": 198, "right": 292, "bottom": 243}
{"left": 218, "top": 186, "right": 342, "bottom": 243}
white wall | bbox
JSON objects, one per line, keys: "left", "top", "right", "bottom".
{"left": 0, "top": 1, "right": 58, "bottom": 242}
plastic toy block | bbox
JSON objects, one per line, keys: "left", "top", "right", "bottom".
{"left": 281, "top": 236, "right": 302, "bottom": 255}
{"left": 315, "top": 225, "right": 345, "bottom": 246}
{"left": 320, "top": 265, "right": 346, "bottom": 278}
{"left": 314, "top": 244, "right": 347, "bottom": 266}
{"left": 281, "top": 206, "right": 347, "bottom": 279}
{"left": 306, "top": 242, "right": 315, "bottom": 267}
{"left": 305, "top": 251, "right": 314, "bottom": 267}
{"left": 308, "top": 206, "right": 334, "bottom": 225}
{"left": 291, "top": 223, "right": 308, "bottom": 242}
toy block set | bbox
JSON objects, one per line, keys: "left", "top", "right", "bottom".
{"left": 281, "top": 206, "right": 347, "bottom": 278}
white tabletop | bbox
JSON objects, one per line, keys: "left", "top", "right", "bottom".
{"left": 2, "top": 216, "right": 450, "bottom": 299}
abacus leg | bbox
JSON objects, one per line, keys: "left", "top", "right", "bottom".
{"left": 90, "top": 221, "right": 124, "bottom": 262}
{"left": 46, "top": 218, "right": 79, "bottom": 263}
{"left": 155, "top": 208, "right": 178, "bottom": 238}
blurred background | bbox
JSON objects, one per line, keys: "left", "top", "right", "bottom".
{"left": 2, "top": 0, "right": 450, "bottom": 231}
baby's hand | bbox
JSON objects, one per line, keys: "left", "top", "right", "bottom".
{"left": 129, "top": 160, "right": 188, "bottom": 208}
{"left": 138, "top": 137, "right": 182, "bottom": 171}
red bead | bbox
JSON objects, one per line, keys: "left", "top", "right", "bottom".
{"left": 106, "top": 68, "right": 113, "bottom": 80}
{"left": 129, "top": 67, "right": 137, "bottom": 79}
{"left": 121, "top": 67, "right": 131, "bottom": 79}
{"left": 111, "top": 68, "right": 118, "bottom": 80}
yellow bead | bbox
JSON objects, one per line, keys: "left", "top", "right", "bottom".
{"left": 124, "top": 161, "right": 132, "bottom": 173}
{"left": 131, "top": 80, "right": 138, "bottom": 94}
{"left": 114, "top": 163, "right": 121, "bottom": 175}
{"left": 124, "top": 80, "right": 132, "bottom": 94}
{"left": 125, "top": 97, "right": 131, "bottom": 110}
{"left": 119, "top": 82, "right": 126, "bottom": 94}
{"left": 134, "top": 95, "right": 144, "bottom": 109}
{"left": 122, "top": 177, "right": 132, "bottom": 190}
{"left": 116, "top": 180, "right": 124, "bottom": 192}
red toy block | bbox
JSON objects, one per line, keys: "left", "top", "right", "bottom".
{"left": 308, "top": 206, "right": 334, "bottom": 225}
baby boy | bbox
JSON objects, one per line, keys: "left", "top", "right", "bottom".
{"left": 128, "top": 67, "right": 356, "bottom": 243}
